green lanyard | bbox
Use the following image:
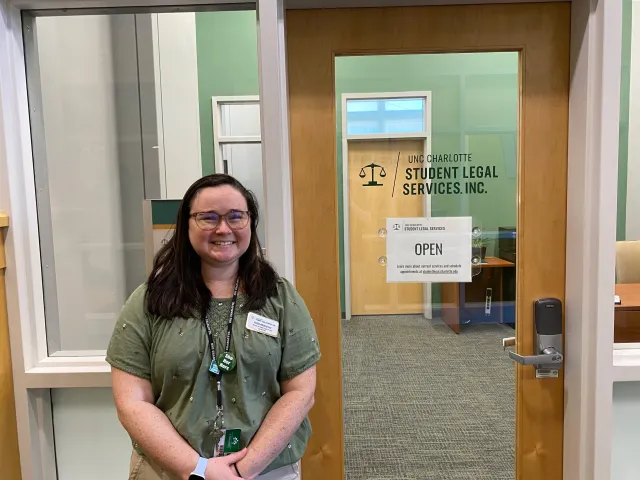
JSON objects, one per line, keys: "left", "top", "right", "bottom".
{"left": 203, "top": 278, "right": 239, "bottom": 428}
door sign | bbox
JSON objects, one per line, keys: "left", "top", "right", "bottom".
{"left": 386, "top": 216, "right": 472, "bottom": 283}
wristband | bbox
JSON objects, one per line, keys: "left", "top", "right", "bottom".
{"left": 234, "top": 463, "right": 243, "bottom": 478}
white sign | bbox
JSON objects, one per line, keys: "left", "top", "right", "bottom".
{"left": 386, "top": 217, "right": 472, "bottom": 283}
{"left": 246, "top": 312, "right": 280, "bottom": 338}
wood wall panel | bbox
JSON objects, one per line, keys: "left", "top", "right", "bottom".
{"left": 0, "top": 213, "right": 21, "bottom": 479}
{"left": 287, "top": 4, "right": 569, "bottom": 480}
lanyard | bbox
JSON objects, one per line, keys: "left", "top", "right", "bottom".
{"left": 203, "top": 278, "right": 240, "bottom": 425}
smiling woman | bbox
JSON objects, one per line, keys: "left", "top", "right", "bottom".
{"left": 106, "top": 174, "right": 321, "bottom": 480}
{"left": 188, "top": 186, "right": 253, "bottom": 271}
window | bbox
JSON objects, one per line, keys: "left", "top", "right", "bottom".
{"left": 23, "top": 10, "right": 260, "bottom": 356}
{"left": 346, "top": 97, "right": 426, "bottom": 134}
{"left": 615, "top": 0, "right": 640, "bottom": 346}
{"left": 212, "top": 97, "right": 265, "bottom": 246}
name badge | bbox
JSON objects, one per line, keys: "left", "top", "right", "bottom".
{"left": 246, "top": 312, "right": 279, "bottom": 338}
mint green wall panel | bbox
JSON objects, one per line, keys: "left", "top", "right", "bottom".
{"left": 618, "top": 0, "right": 632, "bottom": 241}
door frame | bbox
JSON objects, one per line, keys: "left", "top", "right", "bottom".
{"left": 0, "top": 1, "right": 627, "bottom": 480}
{"left": 341, "top": 90, "right": 432, "bottom": 320}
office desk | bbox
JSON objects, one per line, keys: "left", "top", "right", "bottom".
{"left": 441, "top": 256, "right": 515, "bottom": 334}
{"left": 614, "top": 283, "right": 640, "bottom": 343}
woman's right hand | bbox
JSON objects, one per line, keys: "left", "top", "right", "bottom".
{"left": 205, "top": 449, "right": 251, "bottom": 480}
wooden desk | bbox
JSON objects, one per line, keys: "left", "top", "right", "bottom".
{"left": 614, "top": 283, "right": 640, "bottom": 343}
{"left": 441, "top": 256, "right": 516, "bottom": 334}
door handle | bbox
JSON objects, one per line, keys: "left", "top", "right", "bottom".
{"left": 508, "top": 349, "right": 563, "bottom": 366}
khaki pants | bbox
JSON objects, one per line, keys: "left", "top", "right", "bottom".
{"left": 129, "top": 450, "right": 300, "bottom": 480}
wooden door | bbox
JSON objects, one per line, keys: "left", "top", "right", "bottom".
{"left": 287, "top": 4, "right": 569, "bottom": 480}
{"left": 348, "top": 140, "right": 423, "bottom": 315}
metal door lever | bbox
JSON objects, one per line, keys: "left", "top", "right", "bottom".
{"left": 508, "top": 350, "right": 563, "bottom": 366}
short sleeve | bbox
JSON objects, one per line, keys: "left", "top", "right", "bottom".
{"left": 106, "top": 284, "right": 152, "bottom": 381}
{"left": 277, "top": 279, "right": 321, "bottom": 382}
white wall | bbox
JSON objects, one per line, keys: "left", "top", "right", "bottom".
{"left": 152, "top": 13, "right": 203, "bottom": 199}
{"left": 626, "top": 0, "right": 640, "bottom": 240}
{"left": 612, "top": 383, "right": 640, "bottom": 479}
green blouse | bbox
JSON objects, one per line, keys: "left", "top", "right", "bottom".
{"left": 105, "top": 277, "right": 321, "bottom": 476}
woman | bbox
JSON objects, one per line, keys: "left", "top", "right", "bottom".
{"left": 107, "top": 174, "right": 320, "bottom": 480}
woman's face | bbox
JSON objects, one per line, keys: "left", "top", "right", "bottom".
{"left": 188, "top": 185, "right": 251, "bottom": 268}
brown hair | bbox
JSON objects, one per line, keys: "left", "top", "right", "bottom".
{"left": 145, "top": 174, "right": 278, "bottom": 319}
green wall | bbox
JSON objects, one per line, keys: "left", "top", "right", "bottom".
{"left": 195, "top": 11, "right": 259, "bottom": 175}
{"left": 618, "top": 0, "right": 633, "bottom": 241}
{"left": 335, "top": 53, "right": 518, "bottom": 312}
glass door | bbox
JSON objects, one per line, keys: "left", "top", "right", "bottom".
{"left": 339, "top": 56, "right": 517, "bottom": 479}
{"left": 287, "top": 4, "right": 570, "bottom": 480}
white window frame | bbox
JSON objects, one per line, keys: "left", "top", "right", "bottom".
{"left": 0, "top": 0, "right": 631, "bottom": 479}
{"left": 341, "top": 91, "right": 432, "bottom": 320}
{"left": 211, "top": 95, "right": 262, "bottom": 175}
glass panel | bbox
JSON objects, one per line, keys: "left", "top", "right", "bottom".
{"left": 615, "top": 0, "right": 640, "bottom": 345}
{"left": 28, "top": 15, "right": 148, "bottom": 353}
{"left": 25, "top": 10, "right": 259, "bottom": 355}
{"left": 336, "top": 52, "right": 518, "bottom": 478}
{"left": 346, "top": 97, "right": 425, "bottom": 135}
{"left": 222, "top": 143, "right": 265, "bottom": 246}
{"left": 220, "top": 102, "right": 261, "bottom": 137}
{"left": 612, "top": 382, "right": 640, "bottom": 477}
{"left": 52, "top": 389, "right": 130, "bottom": 479}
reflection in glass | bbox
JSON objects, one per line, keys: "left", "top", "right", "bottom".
{"left": 337, "top": 52, "right": 518, "bottom": 479}
{"left": 29, "top": 14, "right": 148, "bottom": 353}
{"left": 25, "top": 10, "right": 260, "bottom": 354}
{"left": 614, "top": 0, "right": 640, "bottom": 345}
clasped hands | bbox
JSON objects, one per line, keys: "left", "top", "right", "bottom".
{"left": 204, "top": 448, "right": 256, "bottom": 480}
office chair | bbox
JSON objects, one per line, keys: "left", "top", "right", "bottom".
{"left": 615, "top": 240, "right": 640, "bottom": 284}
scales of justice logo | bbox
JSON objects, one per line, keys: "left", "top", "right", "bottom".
{"left": 359, "top": 162, "right": 386, "bottom": 187}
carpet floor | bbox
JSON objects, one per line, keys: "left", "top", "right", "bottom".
{"left": 341, "top": 315, "right": 515, "bottom": 480}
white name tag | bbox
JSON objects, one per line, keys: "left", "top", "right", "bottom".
{"left": 246, "top": 312, "right": 279, "bottom": 338}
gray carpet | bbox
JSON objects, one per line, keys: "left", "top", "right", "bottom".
{"left": 342, "top": 315, "right": 515, "bottom": 480}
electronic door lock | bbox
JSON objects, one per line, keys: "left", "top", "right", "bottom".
{"left": 507, "top": 298, "right": 563, "bottom": 379}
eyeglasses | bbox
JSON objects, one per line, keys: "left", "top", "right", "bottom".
{"left": 189, "top": 210, "right": 250, "bottom": 231}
